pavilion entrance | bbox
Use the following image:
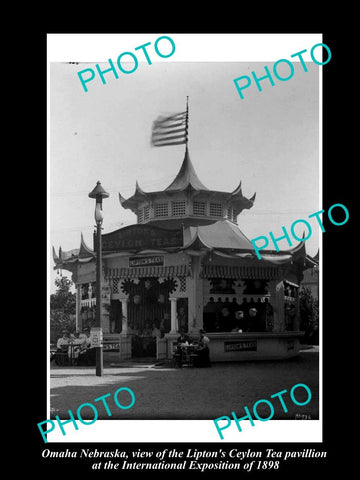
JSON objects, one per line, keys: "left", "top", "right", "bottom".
{"left": 120, "top": 277, "right": 183, "bottom": 358}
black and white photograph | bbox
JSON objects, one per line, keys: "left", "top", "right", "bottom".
{"left": 39, "top": 31, "right": 351, "bottom": 474}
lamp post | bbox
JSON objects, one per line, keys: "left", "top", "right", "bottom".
{"left": 88, "top": 181, "right": 109, "bottom": 376}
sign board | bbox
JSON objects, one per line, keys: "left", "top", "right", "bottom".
{"left": 101, "top": 284, "right": 111, "bottom": 315}
{"left": 90, "top": 327, "right": 103, "bottom": 348}
{"left": 129, "top": 255, "right": 164, "bottom": 267}
{"left": 101, "top": 225, "right": 183, "bottom": 252}
{"left": 103, "top": 342, "right": 120, "bottom": 352}
{"left": 224, "top": 340, "right": 257, "bottom": 352}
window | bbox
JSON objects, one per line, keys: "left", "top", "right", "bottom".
{"left": 111, "top": 278, "right": 120, "bottom": 294}
{"left": 209, "top": 202, "right": 222, "bottom": 217}
{"left": 144, "top": 205, "right": 150, "bottom": 221}
{"left": 226, "top": 207, "right": 232, "bottom": 219}
{"left": 193, "top": 201, "right": 206, "bottom": 216}
{"left": 172, "top": 201, "right": 186, "bottom": 216}
{"left": 178, "top": 276, "right": 187, "bottom": 292}
{"left": 154, "top": 202, "right": 169, "bottom": 217}
{"left": 137, "top": 208, "right": 144, "bottom": 223}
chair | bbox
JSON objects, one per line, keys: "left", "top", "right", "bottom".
{"left": 54, "top": 346, "right": 69, "bottom": 366}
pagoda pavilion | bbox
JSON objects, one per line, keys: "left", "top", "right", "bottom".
{"left": 53, "top": 145, "right": 317, "bottom": 361}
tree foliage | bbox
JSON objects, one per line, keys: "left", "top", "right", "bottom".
{"left": 50, "top": 276, "right": 76, "bottom": 342}
{"left": 299, "top": 287, "right": 319, "bottom": 344}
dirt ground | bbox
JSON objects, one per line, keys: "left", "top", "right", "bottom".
{"left": 50, "top": 347, "right": 319, "bottom": 421}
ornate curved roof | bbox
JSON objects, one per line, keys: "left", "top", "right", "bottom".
{"left": 118, "top": 147, "right": 256, "bottom": 226}
{"left": 53, "top": 234, "right": 94, "bottom": 270}
{"left": 165, "top": 147, "right": 209, "bottom": 191}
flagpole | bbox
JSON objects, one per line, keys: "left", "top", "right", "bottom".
{"left": 185, "top": 96, "right": 189, "bottom": 150}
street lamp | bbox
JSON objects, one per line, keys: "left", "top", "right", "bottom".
{"left": 88, "top": 181, "right": 109, "bottom": 376}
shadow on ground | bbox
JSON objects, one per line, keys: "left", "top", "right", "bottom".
{"left": 50, "top": 351, "right": 319, "bottom": 420}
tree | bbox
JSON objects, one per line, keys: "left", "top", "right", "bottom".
{"left": 299, "top": 287, "right": 319, "bottom": 345}
{"left": 50, "top": 276, "right": 76, "bottom": 343}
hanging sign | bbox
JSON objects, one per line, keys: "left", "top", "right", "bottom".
{"left": 129, "top": 255, "right": 164, "bottom": 267}
{"left": 101, "top": 225, "right": 183, "bottom": 252}
{"left": 101, "top": 284, "right": 111, "bottom": 315}
{"left": 90, "top": 327, "right": 103, "bottom": 348}
{"left": 224, "top": 340, "right": 257, "bottom": 352}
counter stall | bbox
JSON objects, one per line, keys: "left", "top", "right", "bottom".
{"left": 164, "top": 331, "right": 304, "bottom": 362}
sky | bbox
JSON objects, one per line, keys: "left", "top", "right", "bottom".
{"left": 49, "top": 34, "right": 322, "bottom": 292}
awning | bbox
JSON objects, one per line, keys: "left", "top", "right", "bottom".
{"left": 284, "top": 280, "right": 299, "bottom": 288}
{"left": 201, "top": 264, "right": 278, "bottom": 280}
{"left": 105, "top": 264, "right": 191, "bottom": 279}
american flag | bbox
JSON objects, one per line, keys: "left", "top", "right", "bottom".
{"left": 151, "top": 107, "right": 188, "bottom": 147}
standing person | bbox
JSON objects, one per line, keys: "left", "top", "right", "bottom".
{"left": 159, "top": 319, "right": 166, "bottom": 338}
{"left": 203, "top": 297, "right": 216, "bottom": 332}
{"left": 149, "top": 322, "right": 161, "bottom": 356}
{"left": 219, "top": 306, "right": 234, "bottom": 331}
{"left": 142, "top": 321, "right": 152, "bottom": 336}
{"left": 231, "top": 310, "right": 246, "bottom": 332}
{"left": 161, "top": 312, "right": 171, "bottom": 334}
{"left": 151, "top": 322, "right": 161, "bottom": 338}
{"left": 230, "top": 297, "right": 240, "bottom": 315}
{"left": 248, "top": 307, "right": 260, "bottom": 331}
{"left": 177, "top": 306, "right": 188, "bottom": 332}
{"left": 194, "top": 329, "right": 211, "bottom": 367}
{"left": 261, "top": 298, "right": 273, "bottom": 332}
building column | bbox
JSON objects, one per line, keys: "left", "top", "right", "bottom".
{"left": 269, "top": 280, "right": 285, "bottom": 332}
{"left": 118, "top": 294, "right": 131, "bottom": 359}
{"left": 75, "top": 284, "right": 81, "bottom": 332}
{"left": 188, "top": 255, "right": 204, "bottom": 334}
{"left": 119, "top": 295, "right": 129, "bottom": 335}
{"left": 169, "top": 297, "right": 178, "bottom": 333}
{"left": 293, "top": 287, "right": 300, "bottom": 331}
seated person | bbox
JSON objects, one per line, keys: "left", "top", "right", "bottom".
{"left": 177, "top": 330, "right": 191, "bottom": 345}
{"left": 55, "top": 331, "right": 70, "bottom": 365}
{"left": 50, "top": 343, "right": 57, "bottom": 362}
{"left": 57, "top": 330, "right": 69, "bottom": 349}
{"left": 194, "top": 329, "right": 211, "bottom": 367}
{"left": 68, "top": 332, "right": 85, "bottom": 365}
{"left": 231, "top": 325, "right": 242, "bottom": 332}
{"left": 173, "top": 330, "right": 192, "bottom": 367}
{"left": 77, "top": 330, "right": 96, "bottom": 366}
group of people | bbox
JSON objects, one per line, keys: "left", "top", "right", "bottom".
{"left": 52, "top": 330, "right": 95, "bottom": 366}
{"left": 174, "top": 329, "right": 211, "bottom": 368}
{"left": 203, "top": 297, "right": 274, "bottom": 333}
{"left": 128, "top": 319, "right": 167, "bottom": 357}
{"left": 127, "top": 318, "right": 168, "bottom": 338}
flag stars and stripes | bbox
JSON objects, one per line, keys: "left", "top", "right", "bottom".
{"left": 151, "top": 110, "right": 188, "bottom": 147}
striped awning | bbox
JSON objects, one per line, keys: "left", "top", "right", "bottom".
{"left": 201, "top": 264, "right": 278, "bottom": 280}
{"left": 105, "top": 264, "right": 191, "bottom": 279}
